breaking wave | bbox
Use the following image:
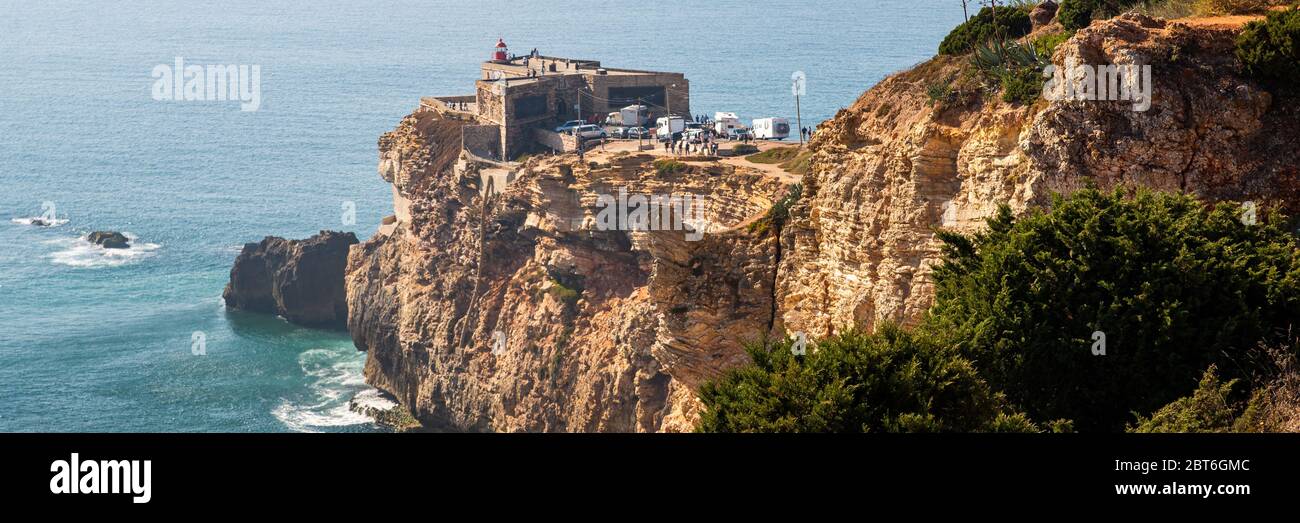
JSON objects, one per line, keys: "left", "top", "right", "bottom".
{"left": 12, "top": 216, "right": 69, "bottom": 227}
{"left": 47, "top": 232, "right": 161, "bottom": 268}
{"left": 272, "top": 347, "right": 386, "bottom": 432}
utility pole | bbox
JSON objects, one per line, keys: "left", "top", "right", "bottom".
{"left": 665, "top": 83, "right": 676, "bottom": 143}
{"left": 792, "top": 71, "right": 806, "bottom": 147}
{"left": 666, "top": 84, "right": 673, "bottom": 119}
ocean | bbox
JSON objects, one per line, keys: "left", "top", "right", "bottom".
{"left": 0, "top": 0, "right": 964, "bottom": 432}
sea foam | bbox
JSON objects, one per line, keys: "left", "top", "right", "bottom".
{"left": 12, "top": 216, "right": 70, "bottom": 227}
{"left": 273, "top": 347, "right": 386, "bottom": 432}
{"left": 47, "top": 232, "right": 160, "bottom": 268}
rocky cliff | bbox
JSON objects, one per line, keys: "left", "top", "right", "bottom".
{"left": 346, "top": 111, "right": 790, "bottom": 431}
{"left": 347, "top": 13, "right": 1299, "bottom": 431}
{"left": 224, "top": 231, "right": 358, "bottom": 329}
{"left": 778, "top": 13, "right": 1299, "bottom": 338}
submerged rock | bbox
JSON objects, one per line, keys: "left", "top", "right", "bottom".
{"left": 223, "top": 230, "right": 358, "bottom": 329}
{"left": 87, "top": 231, "right": 130, "bottom": 249}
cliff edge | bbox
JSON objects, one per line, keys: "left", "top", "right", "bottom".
{"left": 348, "top": 13, "right": 1299, "bottom": 431}
{"left": 347, "top": 111, "right": 791, "bottom": 431}
{"left": 778, "top": 13, "right": 1299, "bottom": 338}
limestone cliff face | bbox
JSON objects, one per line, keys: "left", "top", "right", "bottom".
{"left": 348, "top": 111, "right": 788, "bottom": 431}
{"left": 778, "top": 14, "right": 1300, "bottom": 338}
{"left": 348, "top": 14, "right": 1299, "bottom": 431}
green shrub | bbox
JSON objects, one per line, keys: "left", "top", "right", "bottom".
{"left": 696, "top": 324, "right": 1037, "bottom": 433}
{"left": 927, "top": 189, "right": 1300, "bottom": 431}
{"left": 926, "top": 79, "right": 954, "bottom": 106}
{"left": 1058, "top": 0, "right": 1098, "bottom": 31}
{"left": 546, "top": 278, "right": 581, "bottom": 309}
{"left": 939, "top": 6, "right": 1034, "bottom": 55}
{"left": 1059, "top": 0, "right": 1153, "bottom": 31}
{"left": 652, "top": 158, "right": 687, "bottom": 175}
{"left": 768, "top": 183, "right": 803, "bottom": 224}
{"left": 730, "top": 144, "right": 759, "bottom": 156}
{"left": 1129, "top": 366, "right": 1241, "bottom": 433}
{"left": 1236, "top": 7, "right": 1300, "bottom": 84}
{"left": 1001, "top": 64, "right": 1045, "bottom": 104}
{"left": 1033, "top": 31, "right": 1073, "bottom": 59}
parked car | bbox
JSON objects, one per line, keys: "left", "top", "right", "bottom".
{"left": 572, "top": 124, "right": 607, "bottom": 140}
{"left": 606, "top": 126, "right": 628, "bottom": 139}
{"left": 555, "top": 120, "right": 585, "bottom": 133}
{"left": 625, "top": 126, "right": 649, "bottom": 139}
{"left": 727, "top": 128, "right": 753, "bottom": 141}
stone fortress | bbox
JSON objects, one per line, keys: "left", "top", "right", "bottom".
{"left": 422, "top": 39, "right": 690, "bottom": 160}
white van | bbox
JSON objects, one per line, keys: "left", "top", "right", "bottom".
{"left": 752, "top": 117, "right": 790, "bottom": 140}
{"left": 713, "top": 112, "right": 745, "bottom": 136}
{"left": 606, "top": 105, "right": 649, "bottom": 127}
{"left": 656, "top": 116, "right": 685, "bottom": 141}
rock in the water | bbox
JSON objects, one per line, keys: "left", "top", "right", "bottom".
{"left": 88, "top": 231, "right": 130, "bottom": 249}
{"left": 1031, "top": 0, "right": 1058, "bottom": 30}
{"left": 222, "top": 230, "right": 359, "bottom": 329}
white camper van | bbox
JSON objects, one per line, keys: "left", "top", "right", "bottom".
{"left": 752, "top": 117, "right": 790, "bottom": 140}
{"left": 606, "top": 105, "right": 649, "bottom": 127}
{"left": 656, "top": 116, "right": 685, "bottom": 141}
{"left": 713, "top": 112, "right": 744, "bottom": 136}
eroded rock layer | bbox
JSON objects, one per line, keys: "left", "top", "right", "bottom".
{"left": 348, "top": 111, "right": 789, "bottom": 431}
{"left": 778, "top": 14, "right": 1300, "bottom": 338}
{"left": 349, "top": 14, "right": 1299, "bottom": 431}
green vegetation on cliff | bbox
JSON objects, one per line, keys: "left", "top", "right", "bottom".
{"left": 699, "top": 189, "right": 1300, "bottom": 432}
{"left": 1237, "top": 7, "right": 1300, "bottom": 84}
{"left": 697, "top": 325, "right": 1039, "bottom": 432}
{"left": 939, "top": 6, "right": 1034, "bottom": 55}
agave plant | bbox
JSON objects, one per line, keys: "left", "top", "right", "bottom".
{"left": 971, "top": 36, "right": 1046, "bottom": 81}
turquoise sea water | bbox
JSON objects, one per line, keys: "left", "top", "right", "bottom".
{"left": 0, "top": 0, "right": 963, "bottom": 431}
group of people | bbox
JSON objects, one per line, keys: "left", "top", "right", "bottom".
{"left": 662, "top": 136, "right": 719, "bottom": 156}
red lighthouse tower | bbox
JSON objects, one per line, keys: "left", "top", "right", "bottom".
{"left": 493, "top": 39, "right": 508, "bottom": 62}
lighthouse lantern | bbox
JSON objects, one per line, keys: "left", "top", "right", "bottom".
{"left": 493, "top": 39, "right": 508, "bottom": 62}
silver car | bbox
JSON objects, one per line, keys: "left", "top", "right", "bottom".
{"left": 572, "top": 125, "right": 607, "bottom": 140}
